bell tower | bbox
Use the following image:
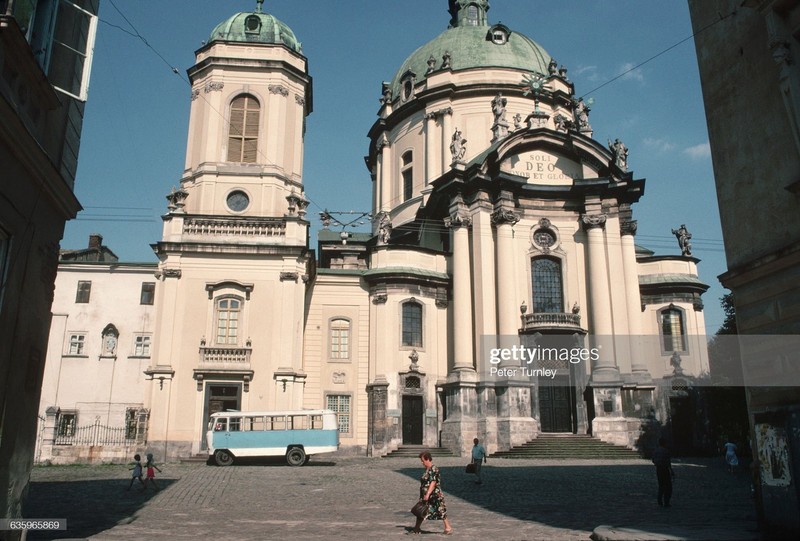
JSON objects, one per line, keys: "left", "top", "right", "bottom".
{"left": 147, "top": 2, "right": 313, "bottom": 459}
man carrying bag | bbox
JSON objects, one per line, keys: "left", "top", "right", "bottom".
{"left": 469, "top": 438, "right": 487, "bottom": 484}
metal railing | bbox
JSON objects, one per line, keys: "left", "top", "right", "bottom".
{"left": 54, "top": 420, "right": 136, "bottom": 446}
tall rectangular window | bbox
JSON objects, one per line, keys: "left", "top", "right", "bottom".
{"left": 216, "top": 298, "right": 241, "bottom": 345}
{"left": 327, "top": 394, "right": 351, "bottom": 434}
{"left": 330, "top": 319, "right": 350, "bottom": 360}
{"left": 227, "top": 94, "right": 260, "bottom": 163}
{"left": 532, "top": 257, "right": 563, "bottom": 313}
{"left": 133, "top": 335, "right": 151, "bottom": 357}
{"left": 661, "top": 308, "right": 686, "bottom": 353}
{"left": 140, "top": 282, "right": 155, "bottom": 305}
{"left": 401, "top": 151, "right": 413, "bottom": 202}
{"left": 67, "top": 334, "right": 85, "bottom": 355}
{"left": 402, "top": 301, "right": 423, "bottom": 347}
{"left": 75, "top": 280, "right": 91, "bottom": 303}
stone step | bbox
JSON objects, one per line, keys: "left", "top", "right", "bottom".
{"left": 383, "top": 445, "right": 458, "bottom": 458}
{"left": 490, "top": 435, "right": 641, "bottom": 460}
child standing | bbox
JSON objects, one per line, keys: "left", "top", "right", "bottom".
{"left": 143, "top": 452, "right": 162, "bottom": 491}
{"left": 127, "top": 453, "right": 145, "bottom": 490}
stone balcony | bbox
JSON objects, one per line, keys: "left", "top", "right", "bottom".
{"left": 194, "top": 340, "right": 254, "bottom": 391}
{"left": 520, "top": 312, "right": 584, "bottom": 334}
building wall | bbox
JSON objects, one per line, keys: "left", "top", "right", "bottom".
{"left": 688, "top": 0, "right": 800, "bottom": 534}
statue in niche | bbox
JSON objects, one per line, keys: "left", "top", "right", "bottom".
{"left": 672, "top": 224, "right": 693, "bottom": 256}
{"left": 548, "top": 58, "right": 558, "bottom": 76}
{"left": 608, "top": 138, "right": 629, "bottom": 171}
{"left": 450, "top": 128, "right": 467, "bottom": 162}
{"left": 670, "top": 351, "right": 684, "bottom": 375}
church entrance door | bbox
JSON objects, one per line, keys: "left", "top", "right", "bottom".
{"left": 539, "top": 376, "right": 574, "bottom": 432}
{"left": 201, "top": 384, "right": 241, "bottom": 450}
{"left": 402, "top": 395, "right": 423, "bottom": 444}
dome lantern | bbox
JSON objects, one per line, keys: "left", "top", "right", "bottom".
{"left": 448, "top": 0, "right": 490, "bottom": 27}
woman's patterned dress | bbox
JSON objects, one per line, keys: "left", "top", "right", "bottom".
{"left": 419, "top": 465, "right": 447, "bottom": 520}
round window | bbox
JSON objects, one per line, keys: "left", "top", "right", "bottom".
{"left": 226, "top": 190, "right": 250, "bottom": 212}
{"left": 533, "top": 229, "right": 556, "bottom": 249}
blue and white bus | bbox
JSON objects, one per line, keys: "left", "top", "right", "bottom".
{"left": 206, "top": 409, "right": 339, "bottom": 466}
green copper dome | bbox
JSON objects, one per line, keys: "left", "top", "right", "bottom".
{"left": 209, "top": 1, "right": 301, "bottom": 53}
{"left": 390, "top": 3, "right": 551, "bottom": 99}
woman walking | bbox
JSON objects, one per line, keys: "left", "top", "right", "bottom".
{"left": 409, "top": 451, "right": 453, "bottom": 535}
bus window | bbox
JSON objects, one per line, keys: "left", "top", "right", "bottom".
{"left": 311, "top": 415, "right": 323, "bottom": 429}
{"left": 214, "top": 419, "right": 227, "bottom": 431}
{"left": 290, "top": 415, "right": 307, "bottom": 430}
{"left": 271, "top": 415, "right": 285, "bottom": 430}
{"left": 229, "top": 418, "right": 241, "bottom": 431}
{"left": 249, "top": 416, "right": 266, "bottom": 431}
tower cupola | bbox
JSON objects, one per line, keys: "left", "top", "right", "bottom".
{"left": 448, "top": 0, "right": 490, "bottom": 27}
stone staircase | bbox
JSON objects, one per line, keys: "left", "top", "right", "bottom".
{"left": 383, "top": 445, "right": 459, "bottom": 458}
{"left": 490, "top": 434, "right": 642, "bottom": 459}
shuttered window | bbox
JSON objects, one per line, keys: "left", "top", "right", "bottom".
{"left": 227, "top": 95, "right": 260, "bottom": 163}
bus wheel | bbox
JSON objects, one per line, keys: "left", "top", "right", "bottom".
{"left": 214, "top": 449, "right": 234, "bottom": 467}
{"left": 286, "top": 447, "right": 306, "bottom": 467}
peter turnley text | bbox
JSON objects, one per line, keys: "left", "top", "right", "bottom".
{"left": 488, "top": 345, "right": 600, "bottom": 365}
{"left": 490, "top": 366, "right": 559, "bottom": 378}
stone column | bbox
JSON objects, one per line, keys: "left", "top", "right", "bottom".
{"left": 425, "top": 112, "right": 438, "bottom": 183}
{"left": 441, "top": 108, "right": 453, "bottom": 172}
{"left": 491, "top": 199, "right": 520, "bottom": 338}
{"left": 378, "top": 135, "right": 391, "bottom": 211}
{"left": 582, "top": 213, "right": 620, "bottom": 383}
{"left": 445, "top": 205, "right": 473, "bottom": 372}
{"left": 620, "top": 220, "right": 651, "bottom": 381}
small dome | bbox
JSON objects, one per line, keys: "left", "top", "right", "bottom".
{"left": 390, "top": 25, "right": 551, "bottom": 100}
{"left": 208, "top": 3, "right": 301, "bottom": 53}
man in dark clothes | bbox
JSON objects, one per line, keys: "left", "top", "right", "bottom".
{"left": 652, "top": 437, "right": 674, "bottom": 507}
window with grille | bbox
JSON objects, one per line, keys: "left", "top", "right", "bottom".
{"left": 401, "top": 151, "right": 413, "bottom": 201}
{"left": 227, "top": 94, "right": 260, "bottom": 163}
{"left": 466, "top": 5, "right": 479, "bottom": 25}
{"left": 140, "top": 282, "right": 155, "bottom": 305}
{"left": 402, "top": 301, "right": 423, "bottom": 347}
{"left": 75, "top": 280, "right": 91, "bottom": 303}
{"left": 133, "top": 335, "right": 151, "bottom": 357}
{"left": 67, "top": 334, "right": 85, "bottom": 355}
{"left": 660, "top": 307, "right": 686, "bottom": 353}
{"left": 125, "top": 408, "right": 138, "bottom": 440}
{"left": 531, "top": 258, "right": 563, "bottom": 313}
{"left": 57, "top": 411, "right": 76, "bottom": 437}
{"left": 327, "top": 395, "right": 351, "bottom": 433}
{"left": 330, "top": 318, "right": 351, "bottom": 360}
{"left": 216, "top": 298, "right": 241, "bottom": 345}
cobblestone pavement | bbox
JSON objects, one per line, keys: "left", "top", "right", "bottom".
{"left": 22, "top": 456, "right": 762, "bottom": 541}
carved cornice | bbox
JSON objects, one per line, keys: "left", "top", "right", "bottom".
{"left": 425, "top": 107, "right": 454, "bottom": 120}
{"left": 268, "top": 84, "right": 289, "bottom": 96}
{"left": 620, "top": 220, "right": 638, "bottom": 236}
{"left": 581, "top": 214, "right": 607, "bottom": 231}
{"left": 155, "top": 268, "right": 182, "bottom": 279}
{"left": 190, "top": 89, "right": 200, "bottom": 101}
{"left": 372, "top": 293, "right": 388, "bottom": 305}
{"left": 204, "top": 81, "right": 224, "bottom": 93}
{"left": 295, "top": 94, "right": 305, "bottom": 106}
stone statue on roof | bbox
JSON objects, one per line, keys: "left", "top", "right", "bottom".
{"left": 671, "top": 224, "right": 693, "bottom": 256}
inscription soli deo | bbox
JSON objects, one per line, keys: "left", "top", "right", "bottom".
{"left": 501, "top": 151, "right": 580, "bottom": 184}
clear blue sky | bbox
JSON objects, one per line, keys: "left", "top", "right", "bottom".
{"left": 64, "top": 0, "right": 728, "bottom": 332}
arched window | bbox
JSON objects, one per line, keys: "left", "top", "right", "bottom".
{"left": 531, "top": 257, "right": 563, "bottom": 313}
{"left": 216, "top": 297, "right": 241, "bottom": 345}
{"left": 660, "top": 306, "right": 686, "bottom": 353}
{"left": 466, "top": 4, "right": 479, "bottom": 25}
{"left": 401, "top": 151, "right": 413, "bottom": 202}
{"left": 227, "top": 94, "right": 260, "bottom": 163}
{"left": 402, "top": 300, "right": 423, "bottom": 347}
{"left": 330, "top": 318, "right": 351, "bottom": 360}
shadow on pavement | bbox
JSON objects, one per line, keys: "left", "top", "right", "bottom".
{"left": 396, "top": 459, "right": 758, "bottom": 539}
{"left": 23, "top": 478, "right": 176, "bottom": 540}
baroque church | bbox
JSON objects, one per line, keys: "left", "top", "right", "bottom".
{"left": 39, "top": 0, "right": 710, "bottom": 462}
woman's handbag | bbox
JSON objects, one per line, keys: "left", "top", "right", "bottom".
{"left": 411, "top": 499, "right": 428, "bottom": 518}
{"left": 465, "top": 462, "right": 477, "bottom": 474}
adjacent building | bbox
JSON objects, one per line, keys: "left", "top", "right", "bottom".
{"left": 40, "top": 1, "right": 711, "bottom": 465}
{"left": 688, "top": 0, "right": 800, "bottom": 535}
{"left": 0, "top": 0, "right": 99, "bottom": 527}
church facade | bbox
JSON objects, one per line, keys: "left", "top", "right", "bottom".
{"left": 40, "top": 1, "right": 710, "bottom": 461}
